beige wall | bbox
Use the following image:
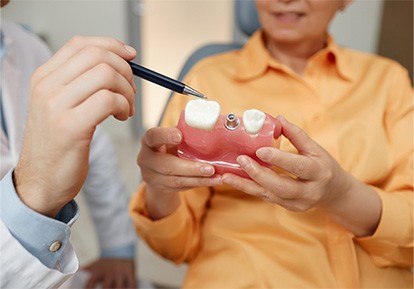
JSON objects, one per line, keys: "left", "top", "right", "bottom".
{"left": 138, "top": 1, "right": 233, "bottom": 285}
{"left": 1, "top": 0, "right": 128, "bottom": 52}
{"left": 140, "top": 0, "right": 233, "bottom": 128}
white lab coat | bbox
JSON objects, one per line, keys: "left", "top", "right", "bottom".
{"left": 1, "top": 21, "right": 136, "bottom": 288}
{"left": 0, "top": 220, "right": 78, "bottom": 288}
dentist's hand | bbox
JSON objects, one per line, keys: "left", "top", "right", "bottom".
{"left": 222, "top": 116, "right": 381, "bottom": 237}
{"left": 138, "top": 127, "right": 222, "bottom": 219}
{"left": 14, "top": 36, "right": 137, "bottom": 218}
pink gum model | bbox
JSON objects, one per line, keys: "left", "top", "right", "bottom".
{"left": 177, "top": 111, "right": 282, "bottom": 178}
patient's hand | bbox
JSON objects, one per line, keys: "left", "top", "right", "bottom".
{"left": 137, "top": 127, "right": 222, "bottom": 220}
{"left": 222, "top": 115, "right": 381, "bottom": 237}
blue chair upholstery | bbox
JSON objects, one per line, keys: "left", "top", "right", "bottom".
{"left": 235, "top": 0, "right": 261, "bottom": 37}
{"left": 159, "top": 0, "right": 260, "bottom": 125}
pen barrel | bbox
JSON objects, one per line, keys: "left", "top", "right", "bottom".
{"left": 129, "top": 62, "right": 185, "bottom": 93}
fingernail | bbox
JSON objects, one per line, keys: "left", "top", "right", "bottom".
{"left": 171, "top": 133, "right": 181, "bottom": 144}
{"left": 256, "top": 148, "right": 272, "bottom": 161}
{"left": 237, "top": 156, "right": 249, "bottom": 168}
{"left": 124, "top": 44, "right": 136, "bottom": 55}
{"left": 200, "top": 165, "right": 214, "bottom": 176}
{"left": 210, "top": 175, "right": 222, "bottom": 185}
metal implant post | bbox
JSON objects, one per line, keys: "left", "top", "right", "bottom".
{"left": 225, "top": 113, "right": 240, "bottom": 130}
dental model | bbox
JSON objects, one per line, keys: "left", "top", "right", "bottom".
{"left": 176, "top": 99, "right": 281, "bottom": 178}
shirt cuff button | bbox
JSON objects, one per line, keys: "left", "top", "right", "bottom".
{"left": 49, "top": 241, "right": 62, "bottom": 252}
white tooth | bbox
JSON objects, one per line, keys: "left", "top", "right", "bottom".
{"left": 185, "top": 99, "right": 221, "bottom": 130}
{"left": 243, "top": 109, "right": 266, "bottom": 134}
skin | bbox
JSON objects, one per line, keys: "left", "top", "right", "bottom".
{"left": 0, "top": 0, "right": 10, "bottom": 7}
{"left": 13, "top": 36, "right": 136, "bottom": 288}
{"left": 3, "top": 2, "right": 138, "bottom": 285}
{"left": 84, "top": 259, "right": 136, "bottom": 289}
{"left": 139, "top": 0, "right": 382, "bottom": 238}
{"left": 14, "top": 36, "right": 136, "bottom": 217}
{"left": 256, "top": 0, "right": 352, "bottom": 75}
{"left": 13, "top": 36, "right": 139, "bottom": 287}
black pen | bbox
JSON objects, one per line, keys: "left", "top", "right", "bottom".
{"left": 128, "top": 61, "right": 206, "bottom": 99}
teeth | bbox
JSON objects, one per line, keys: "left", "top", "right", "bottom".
{"left": 185, "top": 99, "right": 221, "bottom": 130}
{"left": 243, "top": 109, "right": 266, "bottom": 134}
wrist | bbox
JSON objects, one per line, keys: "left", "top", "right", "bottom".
{"left": 319, "top": 175, "right": 382, "bottom": 237}
{"left": 13, "top": 166, "right": 62, "bottom": 218}
{"left": 145, "top": 186, "right": 180, "bottom": 220}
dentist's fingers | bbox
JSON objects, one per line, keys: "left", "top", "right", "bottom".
{"left": 43, "top": 46, "right": 135, "bottom": 94}
{"left": 32, "top": 36, "right": 136, "bottom": 84}
{"left": 52, "top": 63, "right": 135, "bottom": 115}
{"left": 72, "top": 90, "right": 130, "bottom": 125}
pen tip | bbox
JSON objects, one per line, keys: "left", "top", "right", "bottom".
{"left": 183, "top": 86, "right": 206, "bottom": 99}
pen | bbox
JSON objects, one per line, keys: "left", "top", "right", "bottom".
{"left": 128, "top": 61, "right": 206, "bottom": 99}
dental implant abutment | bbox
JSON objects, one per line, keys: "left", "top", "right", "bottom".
{"left": 225, "top": 113, "right": 240, "bottom": 130}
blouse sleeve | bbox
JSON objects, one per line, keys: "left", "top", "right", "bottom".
{"left": 354, "top": 65, "right": 413, "bottom": 268}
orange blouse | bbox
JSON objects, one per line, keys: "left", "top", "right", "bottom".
{"left": 130, "top": 31, "right": 413, "bottom": 288}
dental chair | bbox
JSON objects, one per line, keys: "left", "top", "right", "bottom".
{"left": 158, "top": 0, "right": 261, "bottom": 125}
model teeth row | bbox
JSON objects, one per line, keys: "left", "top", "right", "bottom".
{"left": 184, "top": 99, "right": 266, "bottom": 134}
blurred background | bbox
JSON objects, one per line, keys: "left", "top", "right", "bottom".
{"left": 2, "top": 0, "right": 412, "bottom": 288}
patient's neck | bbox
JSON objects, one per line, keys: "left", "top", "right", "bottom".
{"left": 265, "top": 35, "right": 326, "bottom": 76}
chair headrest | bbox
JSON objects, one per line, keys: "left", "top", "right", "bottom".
{"left": 235, "top": 0, "right": 261, "bottom": 37}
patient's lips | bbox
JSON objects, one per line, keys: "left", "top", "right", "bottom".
{"left": 177, "top": 99, "right": 281, "bottom": 178}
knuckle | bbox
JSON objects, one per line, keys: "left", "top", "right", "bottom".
{"left": 161, "top": 166, "right": 174, "bottom": 176}
{"left": 258, "top": 190, "right": 272, "bottom": 202}
{"left": 319, "top": 165, "right": 333, "bottom": 183}
{"left": 96, "top": 89, "right": 116, "bottom": 107}
{"left": 272, "top": 182, "right": 287, "bottom": 195}
{"left": 82, "top": 45, "right": 107, "bottom": 60}
{"left": 30, "top": 67, "right": 44, "bottom": 87}
{"left": 103, "top": 37, "right": 123, "bottom": 48}
{"left": 144, "top": 128, "right": 157, "bottom": 147}
{"left": 169, "top": 176, "right": 183, "bottom": 188}
{"left": 96, "top": 62, "right": 116, "bottom": 79}
{"left": 31, "top": 80, "right": 47, "bottom": 99}
{"left": 293, "top": 160, "right": 307, "bottom": 177}
{"left": 68, "top": 35, "right": 85, "bottom": 47}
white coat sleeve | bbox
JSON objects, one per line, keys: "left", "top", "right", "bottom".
{"left": 0, "top": 220, "right": 78, "bottom": 289}
{"left": 82, "top": 127, "right": 137, "bottom": 253}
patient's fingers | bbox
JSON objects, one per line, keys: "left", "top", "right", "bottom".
{"left": 142, "top": 127, "right": 183, "bottom": 150}
{"left": 139, "top": 137, "right": 215, "bottom": 177}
